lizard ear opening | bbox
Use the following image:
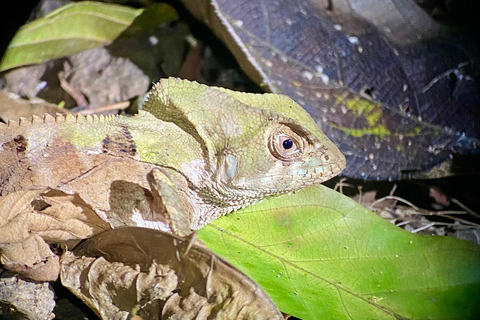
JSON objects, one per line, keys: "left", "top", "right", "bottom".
{"left": 224, "top": 154, "right": 238, "bottom": 180}
{"left": 268, "top": 125, "right": 306, "bottom": 161}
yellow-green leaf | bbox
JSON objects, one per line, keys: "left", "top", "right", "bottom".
{"left": 0, "top": 1, "right": 177, "bottom": 71}
{"left": 198, "top": 186, "right": 480, "bottom": 320}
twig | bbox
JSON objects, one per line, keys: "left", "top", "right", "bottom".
{"left": 411, "top": 223, "right": 435, "bottom": 233}
{"left": 450, "top": 198, "right": 480, "bottom": 219}
{"left": 440, "top": 214, "right": 480, "bottom": 227}
{"left": 357, "top": 185, "right": 363, "bottom": 205}
{"left": 371, "top": 195, "right": 419, "bottom": 210}
{"left": 435, "top": 210, "right": 467, "bottom": 215}
{"left": 58, "top": 74, "right": 88, "bottom": 108}
{"left": 334, "top": 178, "right": 355, "bottom": 193}
{"left": 77, "top": 101, "right": 130, "bottom": 115}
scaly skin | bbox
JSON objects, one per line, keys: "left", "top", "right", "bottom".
{"left": 0, "top": 78, "right": 345, "bottom": 230}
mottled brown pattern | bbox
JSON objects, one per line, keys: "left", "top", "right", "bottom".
{"left": 1, "top": 134, "right": 28, "bottom": 155}
{"left": 0, "top": 132, "right": 110, "bottom": 197}
{"left": 0, "top": 135, "right": 30, "bottom": 196}
{"left": 102, "top": 125, "right": 137, "bottom": 156}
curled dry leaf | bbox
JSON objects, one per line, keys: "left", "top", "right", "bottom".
{"left": 61, "top": 254, "right": 177, "bottom": 319}
{"left": 0, "top": 189, "right": 110, "bottom": 281}
{"left": 61, "top": 227, "right": 283, "bottom": 320}
{"left": 1, "top": 234, "right": 60, "bottom": 282}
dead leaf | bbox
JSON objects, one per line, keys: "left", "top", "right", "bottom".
{"left": 0, "top": 90, "right": 65, "bottom": 122}
{"left": 0, "top": 271, "right": 55, "bottom": 319}
{"left": 0, "top": 189, "right": 110, "bottom": 243}
{"left": 61, "top": 254, "right": 177, "bottom": 319}
{"left": 62, "top": 227, "right": 283, "bottom": 319}
{"left": 1, "top": 235, "right": 60, "bottom": 282}
{"left": 0, "top": 189, "right": 111, "bottom": 280}
{"left": 429, "top": 187, "right": 450, "bottom": 206}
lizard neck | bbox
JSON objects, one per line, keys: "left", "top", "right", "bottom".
{"left": 189, "top": 180, "right": 289, "bottom": 229}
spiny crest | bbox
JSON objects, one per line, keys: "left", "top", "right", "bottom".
{"left": 3, "top": 113, "right": 118, "bottom": 127}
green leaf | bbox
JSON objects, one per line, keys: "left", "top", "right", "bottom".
{"left": 198, "top": 186, "right": 480, "bottom": 320}
{"left": 0, "top": 1, "right": 178, "bottom": 71}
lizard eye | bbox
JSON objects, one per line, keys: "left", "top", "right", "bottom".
{"left": 270, "top": 132, "right": 303, "bottom": 161}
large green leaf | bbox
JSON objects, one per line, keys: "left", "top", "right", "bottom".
{"left": 0, "top": 1, "right": 177, "bottom": 71}
{"left": 198, "top": 186, "right": 480, "bottom": 319}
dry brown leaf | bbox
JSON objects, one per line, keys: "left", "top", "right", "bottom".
{"left": 0, "top": 90, "right": 65, "bottom": 122}
{"left": 0, "top": 189, "right": 110, "bottom": 243}
{"left": 0, "top": 271, "right": 55, "bottom": 319}
{"left": 61, "top": 227, "right": 283, "bottom": 320}
{"left": 0, "top": 189, "right": 111, "bottom": 280}
{"left": 1, "top": 235, "right": 60, "bottom": 282}
{"left": 61, "top": 254, "right": 177, "bottom": 319}
{"left": 0, "top": 190, "right": 111, "bottom": 242}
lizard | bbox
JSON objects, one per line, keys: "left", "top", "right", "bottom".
{"left": 0, "top": 77, "right": 346, "bottom": 235}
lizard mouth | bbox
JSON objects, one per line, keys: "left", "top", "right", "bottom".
{"left": 333, "top": 151, "right": 347, "bottom": 174}
{"left": 331, "top": 161, "right": 345, "bottom": 176}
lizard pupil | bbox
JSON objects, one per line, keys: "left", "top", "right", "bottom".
{"left": 282, "top": 138, "right": 294, "bottom": 150}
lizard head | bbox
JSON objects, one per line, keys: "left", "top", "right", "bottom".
{"left": 144, "top": 78, "right": 345, "bottom": 206}
{"left": 212, "top": 99, "right": 346, "bottom": 198}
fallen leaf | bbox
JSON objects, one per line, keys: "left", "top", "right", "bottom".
{"left": 0, "top": 91, "right": 65, "bottom": 122}
{"left": 182, "top": 0, "right": 480, "bottom": 179}
{"left": 0, "top": 189, "right": 111, "bottom": 280}
{"left": 0, "top": 190, "right": 110, "bottom": 243}
{"left": 0, "top": 2, "right": 178, "bottom": 71}
{"left": 0, "top": 271, "right": 55, "bottom": 319}
{"left": 1, "top": 234, "right": 60, "bottom": 282}
{"left": 62, "top": 227, "right": 283, "bottom": 319}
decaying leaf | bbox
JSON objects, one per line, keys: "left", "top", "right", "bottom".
{"left": 0, "top": 271, "right": 55, "bottom": 320}
{"left": 1, "top": 46, "right": 151, "bottom": 111}
{"left": 61, "top": 254, "right": 176, "bottom": 319}
{"left": 0, "top": 189, "right": 111, "bottom": 281}
{"left": 182, "top": 0, "right": 480, "bottom": 180}
{"left": 1, "top": 235, "right": 60, "bottom": 282}
{"left": 61, "top": 227, "right": 283, "bottom": 320}
{"left": 0, "top": 91, "right": 65, "bottom": 122}
{"left": 0, "top": 189, "right": 110, "bottom": 243}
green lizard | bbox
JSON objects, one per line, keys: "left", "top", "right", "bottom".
{"left": 0, "top": 78, "right": 345, "bottom": 234}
